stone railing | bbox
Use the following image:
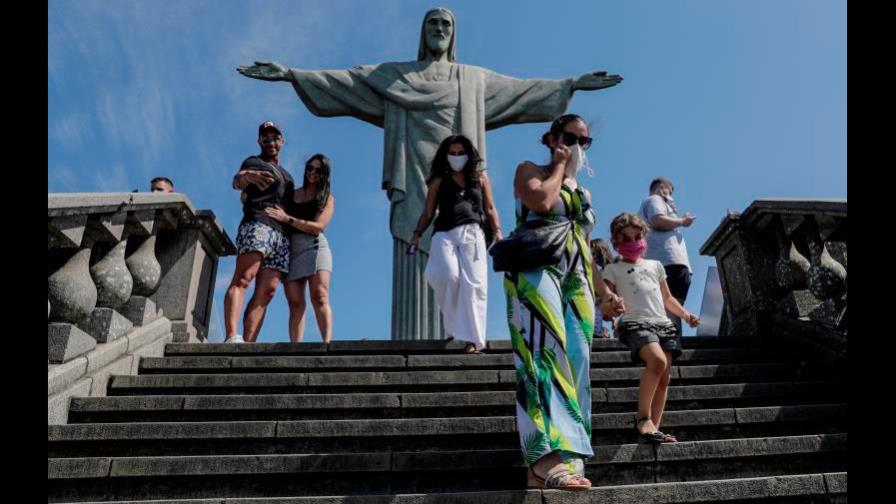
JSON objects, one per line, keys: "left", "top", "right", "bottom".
{"left": 48, "top": 193, "right": 235, "bottom": 423}
{"left": 48, "top": 192, "right": 236, "bottom": 361}
{"left": 700, "top": 200, "right": 846, "bottom": 356}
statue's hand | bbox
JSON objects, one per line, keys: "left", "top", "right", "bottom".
{"left": 574, "top": 71, "right": 623, "bottom": 91}
{"left": 237, "top": 61, "right": 291, "bottom": 81}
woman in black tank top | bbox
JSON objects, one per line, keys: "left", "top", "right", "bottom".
{"left": 409, "top": 135, "right": 503, "bottom": 354}
{"left": 264, "top": 154, "right": 335, "bottom": 343}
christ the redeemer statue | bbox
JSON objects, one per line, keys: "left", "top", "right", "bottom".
{"left": 238, "top": 7, "right": 623, "bottom": 341}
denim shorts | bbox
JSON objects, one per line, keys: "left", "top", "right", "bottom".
{"left": 617, "top": 320, "right": 682, "bottom": 364}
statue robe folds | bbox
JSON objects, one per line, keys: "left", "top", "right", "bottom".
{"left": 289, "top": 61, "right": 572, "bottom": 340}
{"left": 289, "top": 61, "right": 574, "bottom": 252}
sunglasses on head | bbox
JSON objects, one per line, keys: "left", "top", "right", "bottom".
{"left": 557, "top": 131, "right": 593, "bottom": 150}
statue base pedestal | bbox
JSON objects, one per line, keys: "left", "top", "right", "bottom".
{"left": 391, "top": 238, "right": 445, "bottom": 341}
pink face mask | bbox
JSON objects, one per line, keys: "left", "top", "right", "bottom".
{"left": 617, "top": 238, "right": 647, "bottom": 261}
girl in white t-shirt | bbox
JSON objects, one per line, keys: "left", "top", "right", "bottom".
{"left": 600, "top": 212, "right": 700, "bottom": 444}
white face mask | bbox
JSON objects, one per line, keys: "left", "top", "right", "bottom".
{"left": 582, "top": 147, "right": 594, "bottom": 178}
{"left": 447, "top": 154, "right": 468, "bottom": 172}
{"left": 659, "top": 186, "right": 674, "bottom": 203}
{"left": 565, "top": 145, "right": 584, "bottom": 177}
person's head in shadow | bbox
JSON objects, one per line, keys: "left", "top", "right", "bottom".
{"left": 150, "top": 177, "right": 174, "bottom": 193}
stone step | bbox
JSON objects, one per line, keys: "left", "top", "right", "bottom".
{"left": 163, "top": 337, "right": 754, "bottom": 357}
{"left": 69, "top": 380, "right": 847, "bottom": 423}
{"left": 47, "top": 434, "right": 846, "bottom": 501}
{"left": 48, "top": 471, "right": 848, "bottom": 503}
{"left": 108, "top": 363, "right": 842, "bottom": 396}
{"left": 140, "top": 348, "right": 795, "bottom": 373}
{"left": 49, "top": 403, "right": 847, "bottom": 458}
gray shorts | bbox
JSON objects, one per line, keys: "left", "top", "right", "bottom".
{"left": 618, "top": 320, "right": 682, "bottom": 364}
{"left": 286, "top": 232, "right": 332, "bottom": 281}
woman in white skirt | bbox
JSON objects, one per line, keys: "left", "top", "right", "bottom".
{"left": 265, "top": 154, "right": 335, "bottom": 343}
{"left": 408, "top": 135, "right": 503, "bottom": 353}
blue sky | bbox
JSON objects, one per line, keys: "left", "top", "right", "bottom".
{"left": 48, "top": 0, "right": 846, "bottom": 342}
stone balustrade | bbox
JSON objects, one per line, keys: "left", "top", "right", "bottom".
{"left": 48, "top": 192, "right": 236, "bottom": 363}
{"left": 700, "top": 199, "right": 846, "bottom": 356}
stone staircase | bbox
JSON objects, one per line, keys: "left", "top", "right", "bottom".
{"left": 48, "top": 337, "right": 847, "bottom": 503}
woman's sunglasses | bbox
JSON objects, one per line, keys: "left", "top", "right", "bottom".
{"left": 557, "top": 131, "right": 593, "bottom": 150}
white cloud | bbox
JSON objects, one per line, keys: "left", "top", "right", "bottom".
{"left": 48, "top": 165, "right": 82, "bottom": 193}
{"left": 94, "top": 79, "right": 175, "bottom": 171}
{"left": 214, "top": 272, "right": 233, "bottom": 293}
{"left": 92, "top": 163, "right": 132, "bottom": 192}
{"left": 52, "top": 114, "right": 92, "bottom": 149}
{"left": 49, "top": 1, "right": 424, "bottom": 200}
{"left": 218, "top": 0, "right": 412, "bottom": 122}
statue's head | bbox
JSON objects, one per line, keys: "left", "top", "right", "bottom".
{"left": 418, "top": 7, "right": 456, "bottom": 62}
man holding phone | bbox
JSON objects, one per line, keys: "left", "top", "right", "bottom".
{"left": 222, "top": 121, "right": 295, "bottom": 343}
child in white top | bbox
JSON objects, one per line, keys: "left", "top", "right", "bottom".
{"left": 600, "top": 212, "right": 699, "bottom": 444}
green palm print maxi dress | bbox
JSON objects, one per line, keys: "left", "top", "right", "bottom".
{"left": 504, "top": 176, "right": 596, "bottom": 474}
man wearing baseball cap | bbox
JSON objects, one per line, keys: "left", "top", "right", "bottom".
{"left": 222, "top": 121, "right": 295, "bottom": 343}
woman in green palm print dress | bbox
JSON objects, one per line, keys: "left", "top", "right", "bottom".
{"left": 504, "top": 114, "right": 624, "bottom": 491}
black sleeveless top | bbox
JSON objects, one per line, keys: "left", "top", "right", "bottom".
{"left": 433, "top": 175, "right": 483, "bottom": 232}
{"left": 291, "top": 198, "right": 320, "bottom": 221}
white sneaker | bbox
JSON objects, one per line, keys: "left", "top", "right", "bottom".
{"left": 224, "top": 334, "right": 245, "bottom": 344}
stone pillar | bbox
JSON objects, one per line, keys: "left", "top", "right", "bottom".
{"left": 121, "top": 233, "right": 163, "bottom": 327}
{"left": 79, "top": 237, "right": 134, "bottom": 342}
{"left": 48, "top": 246, "right": 97, "bottom": 363}
{"left": 150, "top": 210, "right": 234, "bottom": 343}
